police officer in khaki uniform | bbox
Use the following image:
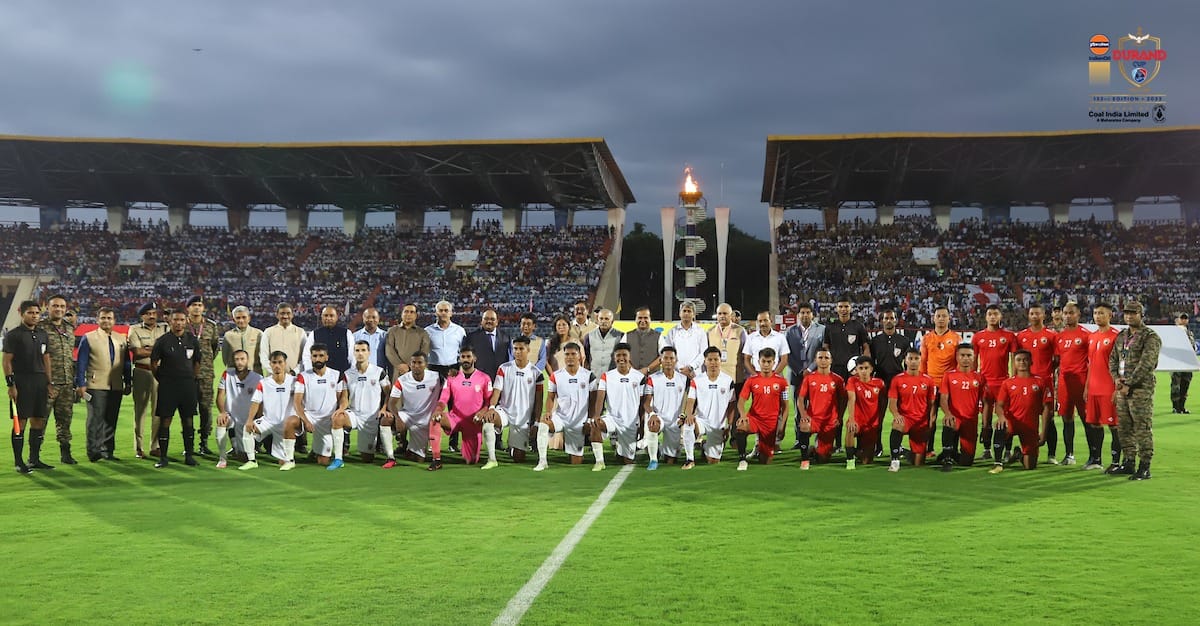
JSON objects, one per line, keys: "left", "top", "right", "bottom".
{"left": 1108, "top": 301, "right": 1162, "bottom": 481}
{"left": 185, "top": 296, "right": 221, "bottom": 456}
{"left": 36, "top": 294, "right": 78, "bottom": 464}
{"left": 129, "top": 302, "right": 166, "bottom": 458}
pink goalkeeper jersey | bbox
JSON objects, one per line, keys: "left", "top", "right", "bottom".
{"left": 438, "top": 368, "right": 493, "bottom": 422}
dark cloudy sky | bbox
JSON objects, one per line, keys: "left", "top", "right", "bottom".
{"left": 1, "top": 1, "right": 1195, "bottom": 236}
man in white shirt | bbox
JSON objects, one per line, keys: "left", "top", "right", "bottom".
{"left": 478, "top": 336, "right": 544, "bottom": 466}
{"left": 293, "top": 344, "right": 348, "bottom": 466}
{"left": 682, "top": 347, "right": 736, "bottom": 469}
{"left": 742, "top": 311, "right": 790, "bottom": 377}
{"left": 383, "top": 352, "right": 442, "bottom": 468}
{"left": 353, "top": 307, "right": 387, "bottom": 369}
{"left": 239, "top": 351, "right": 300, "bottom": 471}
{"left": 659, "top": 302, "right": 708, "bottom": 376}
{"left": 424, "top": 300, "right": 467, "bottom": 453}
{"left": 534, "top": 343, "right": 595, "bottom": 471}
{"left": 214, "top": 349, "right": 262, "bottom": 468}
{"left": 642, "top": 347, "right": 688, "bottom": 466}
{"left": 591, "top": 343, "right": 645, "bottom": 471}
{"left": 327, "top": 340, "right": 390, "bottom": 469}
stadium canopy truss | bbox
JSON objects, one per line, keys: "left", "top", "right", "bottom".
{"left": 0, "top": 135, "right": 634, "bottom": 213}
{"left": 762, "top": 126, "right": 1200, "bottom": 209}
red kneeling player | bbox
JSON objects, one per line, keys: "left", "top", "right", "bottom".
{"left": 795, "top": 348, "right": 843, "bottom": 468}
{"left": 845, "top": 356, "right": 885, "bottom": 468}
{"left": 887, "top": 348, "right": 937, "bottom": 472}
{"left": 989, "top": 350, "right": 1052, "bottom": 474}
{"left": 939, "top": 343, "right": 985, "bottom": 470}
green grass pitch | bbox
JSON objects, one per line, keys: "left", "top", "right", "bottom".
{"left": 2, "top": 370, "right": 1197, "bottom": 625}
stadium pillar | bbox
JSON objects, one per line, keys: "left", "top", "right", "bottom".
{"left": 38, "top": 206, "right": 65, "bottom": 230}
{"left": 285, "top": 205, "right": 309, "bottom": 237}
{"left": 1182, "top": 200, "right": 1200, "bottom": 226}
{"left": 502, "top": 206, "right": 523, "bottom": 233}
{"left": 822, "top": 205, "right": 839, "bottom": 231}
{"left": 932, "top": 204, "right": 952, "bottom": 230}
{"left": 106, "top": 205, "right": 128, "bottom": 234}
{"left": 600, "top": 207, "right": 626, "bottom": 311}
{"left": 767, "top": 205, "right": 785, "bottom": 317}
{"left": 877, "top": 204, "right": 895, "bottom": 226}
{"left": 1113, "top": 200, "right": 1135, "bottom": 229}
{"left": 343, "top": 206, "right": 366, "bottom": 236}
{"left": 984, "top": 204, "right": 1011, "bottom": 223}
{"left": 449, "top": 206, "right": 472, "bottom": 235}
{"left": 227, "top": 206, "right": 250, "bottom": 233}
{"left": 661, "top": 207, "right": 677, "bottom": 321}
{"left": 1050, "top": 202, "right": 1070, "bottom": 224}
{"left": 554, "top": 207, "right": 575, "bottom": 229}
{"left": 394, "top": 206, "right": 423, "bottom": 233}
{"left": 714, "top": 206, "right": 731, "bottom": 306}
{"left": 167, "top": 205, "right": 190, "bottom": 234}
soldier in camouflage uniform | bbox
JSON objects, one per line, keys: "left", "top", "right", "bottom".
{"left": 1170, "top": 313, "right": 1195, "bottom": 414}
{"left": 36, "top": 294, "right": 78, "bottom": 464}
{"left": 185, "top": 296, "right": 221, "bottom": 455}
{"left": 1107, "top": 301, "right": 1161, "bottom": 480}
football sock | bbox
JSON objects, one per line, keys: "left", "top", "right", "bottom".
{"left": 797, "top": 432, "right": 812, "bottom": 460}
{"left": 483, "top": 422, "right": 497, "bottom": 463}
{"left": 430, "top": 422, "right": 443, "bottom": 461}
{"left": 1062, "top": 418, "right": 1075, "bottom": 456}
{"left": 845, "top": 444, "right": 857, "bottom": 461}
{"left": 331, "top": 427, "right": 344, "bottom": 461}
{"left": 242, "top": 432, "right": 256, "bottom": 461}
{"left": 380, "top": 426, "right": 395, "bottom": 459}
{"left": 282, "top": 437, "right": 296, "bottom": 462}
{"left": 591, "top": 441, "right": 604, "bottom": 464}
{"left": 643, "top": 422, "right": 659, "bottom": 461}
{"left": 182, "top": 429, "right": 195, "bottom": 455}
{"left": 1044, "top": 419, "right": 1058, "bottom": 457}
{"left": 991, "top": 428, "right": 1006, "bottom": 463}
{"left": 215, "top": 426, "right": 229, "bottom": 459}
{"left": 1109, "top": 427, "right": 1121, "bottom": 463}
{"left": 681, "top": 425, "right": 696, "bottom": 462}
{"left": 29, "top": 428, "right": 44, "bottom": 462}
{"left": 734, "top": 430, "right": 748, "bottom": 460}
{"left": 889, "top": 429, "right": 904, "bottom": 461}
{"left": 158, "top": 427, "right": 170, "bottom": 460}
{"left": 11, "top": 421, "right": 24, "bottom": 465}
{"left": 940, "top": 426, "right": 958, "bottom": 458}
{"left": 535, "top": 422, "right": 549, "bottom": 464}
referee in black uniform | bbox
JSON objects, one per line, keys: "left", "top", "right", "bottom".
{"left": 822, "top": 296, "right": 870, "bottom": 451}
{"left": 3, "top": 300, "right": 53, "bottom": 474}
{"left": 150, "top": 309, "right": 201, "bottom": 468}
{"left": 868, "top": 308, "right": 912, "bottom": 454}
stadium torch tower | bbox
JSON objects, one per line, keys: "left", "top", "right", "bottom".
{"left": 676, "top": 168, "right": 708, "bottom": 317}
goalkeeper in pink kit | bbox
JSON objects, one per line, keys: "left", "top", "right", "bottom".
{"left": 429, "top": 346, "right": 493, "bottom": 469}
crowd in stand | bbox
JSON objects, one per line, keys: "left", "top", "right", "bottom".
{"left": 2, "top": 221, "right": 609, "bottom": 331}
{"left": 777, "top": 215, "right": 1200, "bottom": 326}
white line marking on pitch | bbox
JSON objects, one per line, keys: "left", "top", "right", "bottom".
{"left": 493, "top": 464, "right": 635, "bottom": 626}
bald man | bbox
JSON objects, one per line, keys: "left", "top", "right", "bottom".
{"left": 584, "top": 309, "right": 624, "bottom": 376}
{"left": 354, "top": 307, "right": 387, "bottom": 370}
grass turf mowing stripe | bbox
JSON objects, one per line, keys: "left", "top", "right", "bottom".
{"left": 494, "top": 464, "right": 634, "bottom": 626}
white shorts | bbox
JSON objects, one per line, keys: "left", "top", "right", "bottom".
{"left": 397, "top": 411, "right": 430, "bottom": 459}
{"left": 305, "top": 414, "right": 334, "bottom": 457}
{"left": 225, "top": 411, "right": 251, "bottom": 452}
{"left": 550, "top": 415, "right": 586, "bottom": 457}
{"left": 655, "top": 416, "right": 683, "bottom": 459}
{"left": 249, "top": 418, "right": 288, "bottom": 461}
{"left": 347, "top": 410, "right": 380, "bottom": 453}
{"left": 698, "top": 421, "right": 726, "bottom": 460}
{"left": 598, "top": 415, "right": 638, "bottom": 460}
{"left": 496, "top": 407, "right": 531, "bottom": 450}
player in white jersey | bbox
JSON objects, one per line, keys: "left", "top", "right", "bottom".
{"left": 293, "top": 344, "right": 348, "bottom": 466}
{"left": 592, "top": 343, "right": 646, "bottom": 471}
{"left": 384, "top": 352, "right": 441, "bottom": 468}
{"left": 682, "top": 347, "right": 736, "bottom": 468}
{"left": 642, "top": 346, "right": 688, "bottom": 468}
{"left": 478, "top": 336, "right": 544, "bottom": 467}
{"left": 214, "top": 350, "right": 263, "bottom": 468}
{"left": 239, "top": 351, "right": 301, "bottom": 470}
{"left": 326, "top": 340, "right": 390, "bottom": 470}
{"left": 534, "top": 342, "right": 595, "bottom": 471}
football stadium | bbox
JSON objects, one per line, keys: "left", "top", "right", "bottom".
{"left": 3, "top": 7, "right": 1199, "bottom": 626}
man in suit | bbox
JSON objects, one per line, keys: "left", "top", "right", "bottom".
{"left": 75, "top": 307, "right": 132, "bottom": 461}
{"left": 785, "top": 303, "right": 824, "bottom": 449}
{"left": 462, "top": 309, "right": 509, "bottom": 451}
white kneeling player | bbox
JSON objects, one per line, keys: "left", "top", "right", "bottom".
{"left": 478, "top": 336, "right": 544, "bottom": 468}
{"left": 535, "top": 342, "right": 595, "bottom": 471}
{"left": 294, "top": 344, "right": 348, "bottom": 466}
{"left": 327, "top": 340, "right": 390, "bottom": 470}
{"left": 682, "top": 347, "right": 736, "bottom": 469}
{"left": 240, "top": 350, "right": 301, "bottom": 471}
{"left": 383, "top": 352, "right": 442, "bottom": 468}
{"left": 642, "top": 346, "right": 688, "bottom": 468}
{"left": 214, "top": 349, "right": 263, "bottom": 468}
{"left": 592, "top": 343, "right": 645, "bottom": 471}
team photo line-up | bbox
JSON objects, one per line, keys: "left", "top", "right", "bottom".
{"left": 2, "top": 292, "right": 1169, "bottom": 480}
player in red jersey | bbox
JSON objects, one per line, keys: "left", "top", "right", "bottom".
{"left": 971, "top": 304, "right": 1015, "bottom": 460}
{"left": 887, "top": 349, "right": 937, "bottom": 471}
{"left": 734, "top": 347, "right": 788, "bottom": 470}
{"left": 939, "top": 343, "right": 985, "bottom": 470}
{"left": 1015, "top": 303, "right": 1057, "bottom": 462}
{"left": 1084, "top": 303, "right": 1122, "bottom": 470}
{"left": 1052, "top": 302, "right": 1091, "bottom": 466}
{"left": 795, "top": 348, "right": 843, "bottom": 468}
{"left": 989, "top": 350, "right": 1051, "bottom": 473}
{"left": 844, "top": 356, "right": 885, "bottom": 468}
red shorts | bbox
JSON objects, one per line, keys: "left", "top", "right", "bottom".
{"left": 1057, "top": 373, "right": 1086, "bottom": 418}
{"left": 1085, "top": 394, "right": 1117, "bottom": 426}
{"left": 955, "top": 416, "right": 979, "bottom": 458}
{"left": 748, "top": 416, "right": 778, "bottom": 458}
{"left": 983, "top": 383, "right": 1003, "bottom": 404}
{"left": 1007, "top": 418, "right": 1039, "bottom": 456}
{"left": 808, "top": 414, "right": 839, "bottom": 434}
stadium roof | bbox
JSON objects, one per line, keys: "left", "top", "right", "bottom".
{"left": 761, "top": 126, "right": 1200, "bottom": 208}
{"left": 0, "top": 135, "right": 635, "bottom": 211}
